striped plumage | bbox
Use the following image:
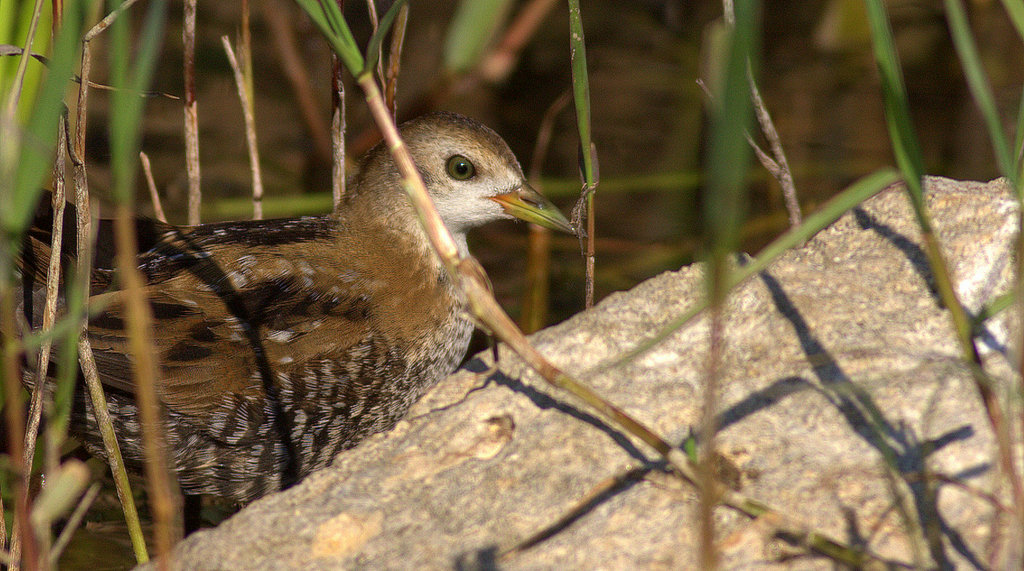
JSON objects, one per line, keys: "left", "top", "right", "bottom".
{"left": 19, "top": 112, "right": 572, "bottom": 502}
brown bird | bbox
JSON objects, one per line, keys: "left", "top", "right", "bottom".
{"left": 19, "top": 111, "right": 573, "bottom": 503}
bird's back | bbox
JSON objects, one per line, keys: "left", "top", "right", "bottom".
{"left": 21, "top": 199, "right": 472, "bottom": 502}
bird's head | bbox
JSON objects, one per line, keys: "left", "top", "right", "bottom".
{"left": 387, "top": 112, "right": 575, "bottom": 236}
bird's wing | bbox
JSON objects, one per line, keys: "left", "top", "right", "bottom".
{"left": 85, "top": 248, "right": 383, "bottom": 425}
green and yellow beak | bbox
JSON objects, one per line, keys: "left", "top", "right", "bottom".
{"left": 489, "top": 183, "right": 575, "bottom": 234}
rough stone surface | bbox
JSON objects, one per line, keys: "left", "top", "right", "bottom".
{"left": 150, "top": 176, "right": 1023, "bottom": 569}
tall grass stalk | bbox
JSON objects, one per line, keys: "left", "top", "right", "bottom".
{"left": 943, "top": 0, "right": 1024, "bottom": 540}
{"left": 700, "top": 1, "right": 760, "bottom": 567}
{"left": 108, "top": 0, "right": 179, "bottom": 566}
{"left": 865, "top": 0, "right": 1024, "bottom": 558}
{"left": 566, "top": 0, "right": 597, "bottom": 308}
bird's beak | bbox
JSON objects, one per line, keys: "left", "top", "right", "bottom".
{"left": 489, "top": 183, "right": 575, "bottom": 234}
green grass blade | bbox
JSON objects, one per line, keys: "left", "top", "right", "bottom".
{"left": 3, "top": 3, "right": 79, "bottom": 241}
{"left": 863, "top": 0, "right": 925, "bottom": 196}
{"left": 0, "top": 2, "right": 52, "bottom": 124}
{"left": 999, "top": 0, "right": 1024, "bottom": 43}
{"left": 595, "top": 168, "right": 899, "bottom": 374}
{"left": 864, "top": 1, "right": 1020, "bottom": 526}
{"left": 944, "top": 0, "right": 1018, "bottom": 190}
{"left": 364, "top": 0, "right": 409, "bottom": 76}
{"left": 293, "top": 0, "right": 363, "bottom": 74}
{"left": 109, "top": 0, "right": 166, "bottom": 203}
{"left": 705, "top": 1, "right": 760, "bottom": 302}
{"left": 567, "top": 0, "right": 594, "bottom": 186}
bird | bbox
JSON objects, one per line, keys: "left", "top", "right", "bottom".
{"left": 18, "top": 111, "right": 574, "bottom": 503}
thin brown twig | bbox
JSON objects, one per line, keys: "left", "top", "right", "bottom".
{"left": 114, "top": 203, "right": 180, "bottom": 569}
{"left": 76, "top": 337, "right": 149, "bottom": 560}
{"left": 697, "top": 77, "right": 792, "bottom": 219}
{"left": 1, "top": 294, "right": 35, "bottom": 571}
{"left": 746, "top": 62, "right": 800, "bottom": 228}
{"left": 139, "top": 151, "right": 167, "bottom": 222}
{"left": 569, "top": 144, "right": 598, "bottom": 309}
{"left": 222, "top": 36, "right": 264, "bottom": 220}
{"left": 241, "top": 0, "right": 253, "bottom": 95}
{"left": 332, "top": 54, "right": 346, "bottom": 207}
{"left": 48, "top": 483, "right": 100, "bottom": 565}
{"left": 73, "top": 4, "right": 150, "bottom": 562}
{"left": 698, "top": 305, "right": 724, "bottom": 570}
{"left": 529, "top": 91, "right": 572, "bottom": 184}
{"left": 331, "top": 0, "right": 346, "bottom": 207}
{"left": 183, "top": 0, "right": 201, "bottom": 225}
{"left": 585, "top": 186, "right": 595, "bottom": 308}
{"left": 43, "top": 117, "right": 69, "bottom": 464}
{"left": 365, "top": 0, "right": 385, "bottom": 89}
{"left": 384, "top": 3, "right": 408, "bottom": 118}
{"left": 0, "top": 492, "right": 5, "bottom": 558}
{"left": 346, "top": 0, "right": 558, "bottom": 157}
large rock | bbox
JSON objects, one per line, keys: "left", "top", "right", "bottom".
{"left": 156, "top": 176, "right": 1022, "bottom": 569}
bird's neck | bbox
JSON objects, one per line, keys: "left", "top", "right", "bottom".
{"left": 342, "top": 189, "right": 472, "bottom": 268}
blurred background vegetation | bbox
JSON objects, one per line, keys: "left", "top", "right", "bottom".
{"left": 2, "top": 0, "right": 1023, "bottom": 567}
{"left": 61, "top": 0, "right": 1023, "bottom": 324}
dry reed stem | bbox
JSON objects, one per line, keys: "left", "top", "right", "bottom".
{"left": 32, "top": 115, "right": 69, "bottom": 478}
{"left": 240, "top": 0, "right": 252, "bottom": 93}
{"left": 24, "top": 123, "right": 66, "bottom": 453}
{"left": 347, "top": 0, "right": 557, "bottom": 158}
{"left": 76, "top": 337, "right": 148, "bottom": 559}
{"left": 332, "top": 54, "right": 346, "bottom": 207}
{"left": 2, "top": 290, "right": 35, "bottom": 571}
{"left": 0, "top": 490, "right": 5, "bottom": 557}
{"left": 73, "top": 3, "right": 150, "bottom": 561}
{"left": 384, "top": 4, "right": 408, "bottom": 118}
{"left": 746, "top": 63, "right": 800, "bottom": 228}
{"left": 365, "top": 0, "right": 385, "bottom": 90}
{"left": 48, "top": 483, "right": 100, "bottom": 565}
{"left": 584, "top": 191, "right": 595, "bottom": 308}
{"left": 570, "top": 147, "right": 598, "bottom": 310}
{"left": 183, "top": 0, "right": 201, "bottom": 225}
{"left": 697, "top": 77, "right": 795, "bottom": 232}
{"left": 222, "top": 36, "right": 264, "bottom": 219}
{"left": 698, "top": 305, "right": 724, "bottom": 570}
{"left": 139, "top": 151, "right": 167, "bottom": 222}
{"left": 113, "top": 205, "right": 179, "bottom": 569}
{"left": 331, "top": 0, "right": 347, "bottom": 207}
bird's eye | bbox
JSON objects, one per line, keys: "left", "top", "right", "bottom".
{"left": 446, "top": 155, "right": 475, "bottom": 181}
